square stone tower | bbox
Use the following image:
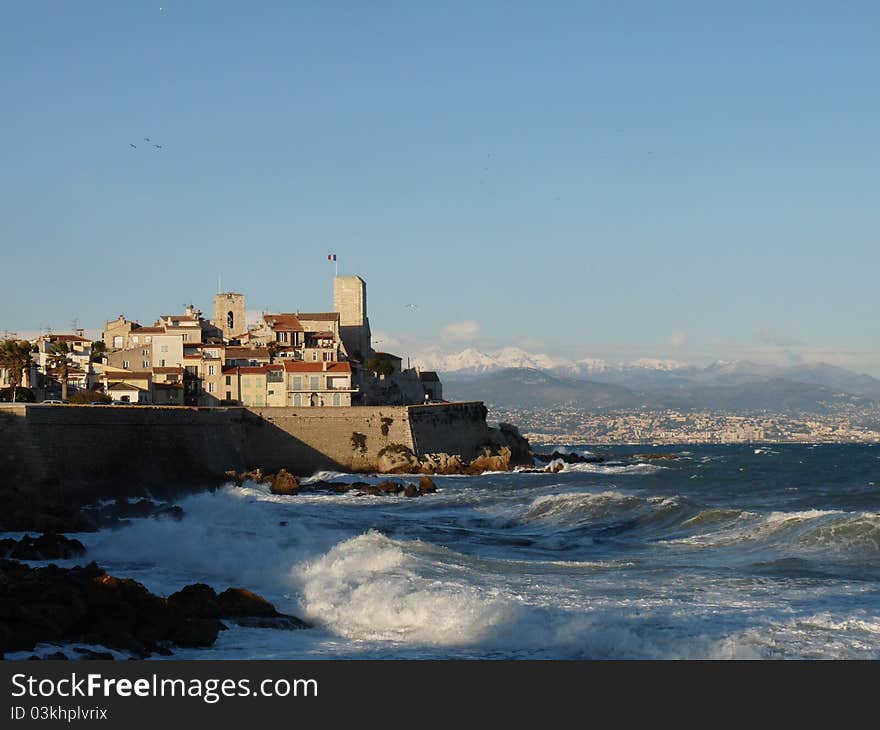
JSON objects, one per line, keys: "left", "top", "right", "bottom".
{"left": 333, "top": 276, "right": 372, "bottom": 361}
{"left": 213, "top": 292, "right": 246, "bottom": 341}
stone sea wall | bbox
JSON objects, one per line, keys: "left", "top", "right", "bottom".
{"left": 0, "top": 402, "right": 492, "bottom": 501}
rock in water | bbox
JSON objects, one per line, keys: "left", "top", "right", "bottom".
{"left": 269, "top": 469, "right": 299, "bottom": 495}
{"left": 216, "top": 588, "right": 277, "bottom": 617}
{"left": 419, "top": 476, "right": 437, "bottom": 494}
{"left": 404, "top": 484, "right": 419, "bottom": 498}
{"left": 4, "top": 534, "right": 87, "bottom": 561}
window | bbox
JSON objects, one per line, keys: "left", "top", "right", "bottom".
{"left": 227, "top": 310, "right": 234, "bottom": 331}
{"left": 183, "top": 334, "right": 188, "bottom": 342}
{"left": 293, "top": 376, "right": 302, "bottom": 389}
{"left": 122, "top": 360, "right": 129, "bottom": 369}
{"left": 225, "top": 376, "right": 231, "bottom": 385}
{"left": 160, "top": 359, "right": 166, "bottom": 367}
{"left": 294, "top": 393, "right": 301, "bottom": 406}
{"left": 333, "top": 393, "right": 341, "bottom": 406}
{"left": 312, "top": 352, "right": 318, "bottom": 361}
{"left": 143, "top": 360, "right": 149, "bottom": 368}
{"left": 161, "top": 345, "right": 169, "bottom": 353}
{"left": 142, "top": 349, "right": 148, "bottom": 356}
{"left": 208, "top": 365, "right": 216, "bottom": 376}
{"left": 208, "top": 383, "right": 216, "bottom": 393}
{"left": 225, "top": 391, "right": 231, "bottom": 401}
{"left": 310, "top": 376, "right": 319, "bottom": 390}
{"left": 268, "top": 390, "right": 274, "bottom": 396}
{"left": 113, "top": 336, "right": 123, "bottom": 348}
{"left": 132, "top": 336, "right": 139, "bottom": 344}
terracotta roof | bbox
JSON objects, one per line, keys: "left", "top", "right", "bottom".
{"left": 222, "top": 365, "right": 284, "bottom": 376}
{"left": 152, "top": 367, "right": 184, "bottom": 374}
{"left": 296, "top": 312, "right": 339, "bottom": 322}
{"left": 283, "top": 361, "right": 351, "bottom": 374}
{"left": 45, "top": 334, "right": 90, "bottom": 342}
{"left": 106, "top": 370, "right": 151, "bottom": 380}
{"left": 263, "top": 314, "right": 303, "bottom": 331}
{"left": 107, "top": 382, "right": 144, "bottom": 391}
{"left": 225, "top": 347, "right": 269, "bottom": 358}
{"left": 305, "top": 331, "right": 336, "bottom": 339}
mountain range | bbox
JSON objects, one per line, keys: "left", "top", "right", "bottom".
{"left": 420, "top": 348, "right": 880, "bottom": 413}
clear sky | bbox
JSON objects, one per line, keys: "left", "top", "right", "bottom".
{"left": 2, "top": 2, "right": 878, "bottom": 372}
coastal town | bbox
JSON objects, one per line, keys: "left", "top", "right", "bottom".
{"left": 497, "top": 404, "right": 880, "bottom": 445}
{"left": 0, "top": 275, "right": 443, "bottom": 409}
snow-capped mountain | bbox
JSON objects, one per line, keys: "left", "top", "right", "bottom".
{"left": 412, "top": 347, "right": 689, "bottom": 377}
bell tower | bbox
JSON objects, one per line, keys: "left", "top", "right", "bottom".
{"left": 213, "top": 292, "right": 246, "bottom": 341}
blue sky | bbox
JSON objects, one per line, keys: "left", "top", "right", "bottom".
{"left": 2, "top": 2, "right": 878, "bottom": 372}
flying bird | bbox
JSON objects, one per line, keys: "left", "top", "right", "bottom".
{"left": 404, "top": 303, "right": 419, "bottom": 309}
{"left": 129, "top": 144, "right": 137, "bottom": 148}
{"left": 144, "top": 137, "right": 151, "bottom": 142}
{"left": 154, "top": 144, "right": 162, "bottom": 149}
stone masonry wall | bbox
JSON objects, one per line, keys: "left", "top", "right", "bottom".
{"left": 0, "top": 401, "right": 491, "bottom": 501}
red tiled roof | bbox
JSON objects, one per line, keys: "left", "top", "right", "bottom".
{"left": 283, "top": 361, "right": 351, "bottom": 373}
{"left": 152, "top": 367, "right": 184, "bottom": 374}
{"left": 225, "top": 347, "right": 269, "bottom": 358}
{"left": 222, "top": 364, "right": 284, "bottom": 376}
{"left": 45, "top": 334, "right": 90, "bottom": 342}
{"left": 263, "top": 314, "right": 303, "bottom": 331}
{"left": 296, "top": 312, "right": 339, "bottom": 322}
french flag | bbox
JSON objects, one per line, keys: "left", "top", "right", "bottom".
{"left": 327, "top": 254, "right": 336, "bottom": 261}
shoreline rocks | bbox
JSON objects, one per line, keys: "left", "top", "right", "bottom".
{"left": 0, "top": 560, "right": 310, "bottom": 659}
{"left": 0, "top": 533, "right": 86, "bottom": 561}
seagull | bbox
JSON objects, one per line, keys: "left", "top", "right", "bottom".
{"left": 144, "top": 137, "right": 151, "bottom": 142}
{"left": 129, "top": 143, "right": 137, "bottom": 148}
{"left": 404, "top": 303, "right": 419, "bottom": 309}
{"left": 154, "top": 144, "right": 162, "bottom": 149}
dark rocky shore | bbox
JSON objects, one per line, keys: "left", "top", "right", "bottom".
{"left": 0, "top": 556, "right": 309, "bottom": 660}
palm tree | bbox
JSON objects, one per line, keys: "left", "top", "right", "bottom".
{"left": 47, "top": 340, "right": 74, "bottom": 401}
{"left": 0, "top": 339, "right": 33, "bottom": 403}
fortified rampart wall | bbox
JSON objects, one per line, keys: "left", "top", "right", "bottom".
{"left": 0, "top": 402, "right": 491, "bottom": 501}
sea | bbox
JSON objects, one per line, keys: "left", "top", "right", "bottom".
{"left": 8, "top": 443, "right": 880, "bottom": 659}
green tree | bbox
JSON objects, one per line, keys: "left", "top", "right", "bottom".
{"left": 366, "top": 355, "right": 395, "bottom": 378}
{"left": 266, "top": 340, "right": 279, "bottom": 364}
{"left": 0, "top": 339, "right": 33, "bottom": 403}
{"left": 90, "top": 340, "right": 106, "bottom": 362}
{"left": 47, "top": 341, "right": 74, "bottom": 401}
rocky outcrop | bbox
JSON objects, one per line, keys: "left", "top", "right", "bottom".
{"left": 268, "top": 469, "right": 299, "bottom": 495}
{"left": 0, "top": 560, "right": 310, "bottom": 658}
{"left": 418, "top": 453, "right": 466, "bottom": 475}
{"left": 0, "top": 534, "right": 86, "bottom": 561}
{"left": 419, "top": 476, "right": 437, "bottom": 494}
{"left": 533, "top": 450, "right": 605, "bottom": 464}
{"left": 377, "top": 444, "right": 421, "bottom": 473}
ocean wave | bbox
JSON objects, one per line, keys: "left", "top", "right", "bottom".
{"left": 290, "top": 529, "right": 770, "bottom": 657}
{"left": 560, "top": 462, "right": 668, "bottom": 475}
